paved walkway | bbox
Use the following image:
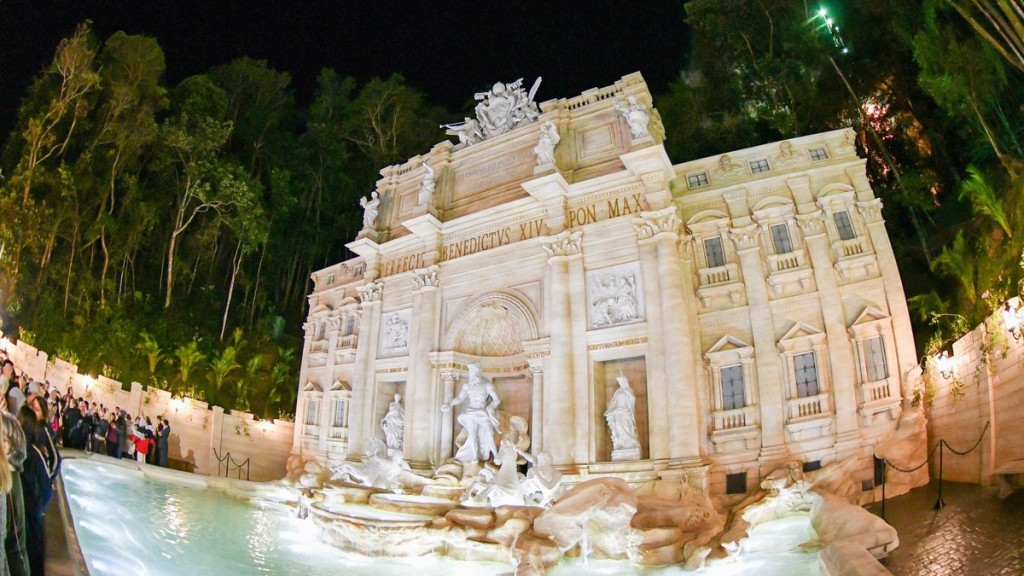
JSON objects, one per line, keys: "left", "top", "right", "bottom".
{"left": 867, "top": 481, "right": 1024, "bottom": 575}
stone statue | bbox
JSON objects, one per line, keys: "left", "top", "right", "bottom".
{"left": 380, "top": 393, "right": 405, "bottom": 450}
{"left": 615, "top": 95, "right": 651, "bottom": 140}
{"left": 359, "top": 191, "right": 380, "bottom": 230}
{"left": 533, "top": 121, "right": 559, "bottom": 166}
{"left": 329, "top": 438, "right": 428, "bottom": 492}
{"left": 418, "top": 162, "right": 436, "bottom": 205}
{"left": 442, "top": 117, "right": 483, "bottom": 148}
{"left": 605, "top": 374, "right": 640, "bottom": 460}
{"left": 442, "top": 77, "right": 542, "bottom": 147}
{"left": 715, "top": 154, "right": 744, "bottom": 179}
{"left": 383, "top": 314, "right": 409, "bottom": 351}
{"left": 520, "top": 450, "right": 562, "bottom": 507}
{"left": 441, "top": 362, "right": 501, "bottom": 463}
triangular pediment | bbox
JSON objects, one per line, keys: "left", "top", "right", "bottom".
{"left": 779, "top": 322, "right": 824, "bottom": 343}
{"left": 302, "top": 380, "right": 322, "bottom": 392}
{"left": 706, "top": 334, "right": 752, "bottom": 355}
{"left": 850, "top": 306, "right": 889, "bottom": 328}
{"left": 329, "top": 380, "right": 351, "bottom": 391}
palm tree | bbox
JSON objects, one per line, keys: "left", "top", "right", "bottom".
{"left": 174, "top": 339, "right": 205, "bottom": 392}
{"left": 207, "top": 346, "right": 240, "bottom": 406}
{"left": 136, "top": 332, "right": 164, "bottom": 376}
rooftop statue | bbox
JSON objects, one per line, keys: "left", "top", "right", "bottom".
{"left": 441, "top": 77, "right": 542, "bottom": 149}
{"left": 615, "top": 95, "right": 651, "bottom": 140}
{"left": 534, "top": 121, "right": 560, "bottom": 166}
{"left": 359, "top": 190, "right": 380, "bottom": 230}
{"left": 418, "top": 162, "right": 436, "bottom": 205}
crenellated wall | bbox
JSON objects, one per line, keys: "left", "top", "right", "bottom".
{"left": 925, "top": 297, "right": 1024, "bottom": 485}
{"left": 0, "top": 335, "right": 293, "bottom": 482}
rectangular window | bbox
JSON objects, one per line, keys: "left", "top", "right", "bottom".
{"left": 687, "top": 172, "right": 709, "bottom": 189}
{"left": 864, "top": 336, "right": 888, "bottom": 382}
{"left": 749, "top": 158, "right": 771, "bottom": 174}
{"left": 726, "top": 472, "right": 747, "bottom": 494}
{"left": 304, "top": 398, "right": 320, "bottom": 426}
{"left": 704, "top": 237, "right": 726, "bottom": 268}
{"left": 802, "top": 460, "right": 822, "bottom": 473}
{"left": 721, "top": 365, "right": 745, "bottom": 410}
{"left": 317, "top": 322, "right": 327, "bottom": 341}
{"left": 809, "top": 147, "right": 829, "bottom": 161}
{"left": 769, "top": 223, "right": 793, "bottom": 254}
{"left": 344, "top": 315, "right": 356, "bottom": 336}
{"left": 332, "top": 399, "right": 347, "bottom": 427}
{"left": 795, "top": 352, "right": 820, "bottom": 397}
{"left": 833, "top": 210, "right": 856, "bottom": 241}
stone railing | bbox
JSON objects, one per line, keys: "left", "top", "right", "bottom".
{"left": 698, "top": 263, "right": 738, "bottom": 286}
{"left": 767, "top": 249, "right": 807, "bottom": 273}
{"left": 833, "top": 237, "right": 870, "bottom": 259}
{"left": 712, "top": 405, "right": 756, "bottom": 431}
{"left": 861, "top": 379, "right": 893, "bottom": 403}
{"left": 0, "top": 335, "right": 294, "bottom": 482}
{"left": 787, "top": 393, "right": 829, "bottom": 420}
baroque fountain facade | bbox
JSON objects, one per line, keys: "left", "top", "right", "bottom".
{"left": 287, "top": 72, "right": 927, "bottom": 574}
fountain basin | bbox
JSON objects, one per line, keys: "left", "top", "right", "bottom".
{"left": 368, "top": 493, "right": 457, "bottom": 516}
{"left": 322, "top": 480, "right": 386, "bottom": 504}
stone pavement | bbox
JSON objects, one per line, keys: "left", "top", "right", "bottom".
{"left": 866, "top": 480, "right": 1024, "bottom": 575}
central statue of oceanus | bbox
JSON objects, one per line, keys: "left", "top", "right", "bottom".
{"left": 442, "top": 77, "right": 542, "bottom": 148}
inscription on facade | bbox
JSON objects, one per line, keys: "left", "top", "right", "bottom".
{"left": 566, "top": 193, "right": 645, "bottom": 228}
{"left": 441, "top": 218, "right": 544, "bottom": 261}
{"left": 380, "top": 252, "right": 425, "bottom": 278}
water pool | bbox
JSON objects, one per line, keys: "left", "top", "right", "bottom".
{"left": 62, "top": 457, "right": 821, "bottom": 576}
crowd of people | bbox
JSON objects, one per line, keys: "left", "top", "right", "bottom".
{"left": 0, "top": 350, "right": 173, "bottom": 575}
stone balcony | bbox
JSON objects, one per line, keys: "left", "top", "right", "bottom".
{"left": 710, "top": 406, "right": 760, "bottom": 453}
{"left": 832, "top": 237, "right": 877, "bottom": 281}
{"left": 696, "top": 263, "right": 743, "bottom": 307}
{"left": 303, "top": 423, "right": 320, "bottom": 437}
{"left": 857, "top": 378, "right": 902, "bottom": 425}
{"left": 785, "top": 393, "right": 834, "bottom": 441}
{"left": 766, "top": 249, "right": 813, "bottom": 295}
{"left": 328, "top": 426, "right": 349, "bottom": 442}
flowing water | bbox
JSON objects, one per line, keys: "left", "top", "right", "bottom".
{"left": 62, "top": 458, "right": 821, "bottom": 576}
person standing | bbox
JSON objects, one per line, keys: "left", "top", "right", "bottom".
{"left": 158, "top": 419, "right": 170, "bottom": 467}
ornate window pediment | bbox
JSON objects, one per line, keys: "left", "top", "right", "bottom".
{"left": 329, "top": 380, "right": 351, "bottom": 392}
{"left": 777, "top": 322, "right": 826, "bottom": 352}
{"left": 302, "top": 380, "right": 322, "bottom": 393}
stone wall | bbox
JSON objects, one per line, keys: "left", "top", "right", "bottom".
{"left": 926, "top": 297, "right": 1024, "bottom": 485}
{"left": 0, "top": 336, "right": 293, "bottom": 482}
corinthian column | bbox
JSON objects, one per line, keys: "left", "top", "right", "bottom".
{"left": 796, "top": 211, "right": 859, "bottom": 444}
{"left": 541, "top": 231, "right": 582, "bottom": 468}
{"left": 729, "top": 224, "right": 784, "bottom": 453}
{"left": 634, "top": 206, "right": 702, "bottom": 461}
{"left": 405, "top": 266, "right": 441, "bottom": 468}
{"left": 347, "top": 280, "right": 384, "bottom": 459}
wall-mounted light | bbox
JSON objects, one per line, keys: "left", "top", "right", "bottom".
{"left": 1003, "top": 300, "right": 1024, "bottom": 342}
{"left": 935, "top": 351, "right": 954, "bottom": 380}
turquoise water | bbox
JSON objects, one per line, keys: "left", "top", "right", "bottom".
{"left": 62, "top": 458, "right": 820, "bottom": 576}
{"left": 61, "top": 458, "right": 507, "bottom": 576}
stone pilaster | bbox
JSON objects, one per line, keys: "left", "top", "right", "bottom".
{"left": 523, "top": 338, "right": 551, "bottom": 455}
{"left": 797, "top": 211, "right": 860, "bottom": 448}
{"left": 405, "top": 266, "right": 441, "bottom": 468}
{"left": 438, "top": 369, "right": 457, "bottom": 462}
{"left": 541, "top": 231, "right": 582, "bottom": 468}
{"left": 347, "top": 280, "right": 384, "bottom": 459}
{"left": 634, "top": 206, "right": 702, "bottom": 462}
{"left": 858, "top": 198, "right": 916, "bottom": 395}
{"left": 729, "top": 224, "right": 785, "bottom": 455}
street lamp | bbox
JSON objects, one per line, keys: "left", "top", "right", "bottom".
{"left": 934, "top": 351, "right": 955, "bottom": 380}
{"left": 1002, "top": 300, "right": 1024, "bottom": 341}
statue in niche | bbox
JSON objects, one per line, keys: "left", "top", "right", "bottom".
{"left": 382, "top": 314, "right": 408, "bottom": 351}
{"left": 380, "top": 393, "right": 405, "bottom": 450}
{"left": 441, "top": 362, "right": 501, "bottom": 463}
{"left": 533, "top": 121, "right": 560, "bottom": 166}
{"left": 418, "top": 162, "right": 436, "bottom": 205}
{"left": 714, "top": 154, "right": 745, "bottom": 179}
{"left": 615, "top": 95, "right": 651, "bottom": 140}
{"left": 591, "top": 272, "right": 639, "bottom": 327}
{"left": 359, "top": 190, "right": 380, "bottom": 230}
{"left": 605, "top": 374, "right": 641, "bottom": 460}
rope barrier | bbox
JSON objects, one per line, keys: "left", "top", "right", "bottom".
{"left": 883, "top": 440, "right": 942, "bottom": 474}
{"left": 942, "top": 420, "right": 990, "bottom": 456}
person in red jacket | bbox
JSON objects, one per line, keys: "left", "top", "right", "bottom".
{"left": 132, "top": 431, "right": 153, "bottom": 463}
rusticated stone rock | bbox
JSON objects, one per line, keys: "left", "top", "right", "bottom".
{"left": 445, "top": 508, "right": 496, "bottom": 530}
{"left": 511, "top": 533, "right": 561, "bottom": 576}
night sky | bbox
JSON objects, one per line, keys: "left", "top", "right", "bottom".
{"left": 1, "top": 0, "right": 690, "bottom": 137}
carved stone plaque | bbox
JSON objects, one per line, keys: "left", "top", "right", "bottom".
{"left": 586, "top": 262, "right": 645, "bottom": 329}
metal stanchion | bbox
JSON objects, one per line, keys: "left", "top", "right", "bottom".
{"left": 933, "top": 440, "right": 946, "bottom": 510}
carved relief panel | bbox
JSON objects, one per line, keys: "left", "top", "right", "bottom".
{"left": 586, "top": 262, "right": 645, "bottom": 329}
{"left": 378, "top": 309, "right": 412, "bottom": 358}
